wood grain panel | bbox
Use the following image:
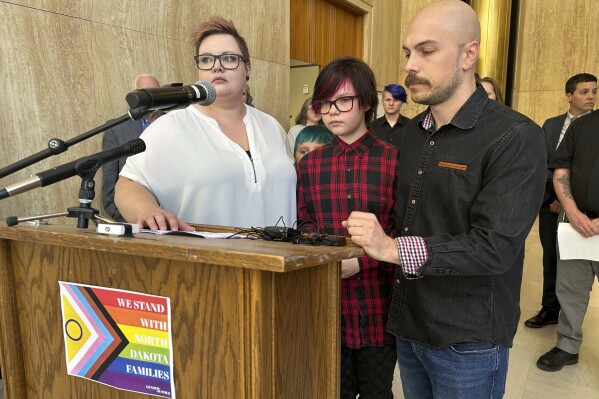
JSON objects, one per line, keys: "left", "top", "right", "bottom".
{"left": 0, "top": 224, "right": 364, "bottom": 272}
{"left": 273, "top": 263, "right": 340, "bottom": 398}
{"left": 7, "top": 241, "right": 245, "bottom": 398}
{"left": 333, "top": 7, "right": 363, "bottom": 60}
{"left": 315, "top": 0, "right": 363, "bottom": 66}
{"left": 291, "top": 0, "right": 364, "bottom": 67}
{"left": 290, "top": 0, "right": 315, "bottom": 62}
{"left": 0, "top": 223, "right": 354, "bottom": 398}
{"left": 0, "top": 239, "right": 27, "bottom": 399}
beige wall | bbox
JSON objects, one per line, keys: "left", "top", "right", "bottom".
{"left": 512, "top": 0, "right": 599, "bottom": 125}
{"left": 290, "top": 64, "right": 320, "bottom": 126}
{"left": 369, "top": 0, "right": 437, "bottom": 119}
{"left": 0, "top": 0, "right": 288, "bottom": 222}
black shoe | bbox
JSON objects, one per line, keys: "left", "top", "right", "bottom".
{"left": 524, "top": 309, "right": 559, "bottom": 328}
{"left": 537, "top": 347, "right": 578, "bottom": 371}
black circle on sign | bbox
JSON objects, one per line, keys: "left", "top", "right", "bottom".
{"left": 65, "top": 319, "right": 83, "bottom": 341}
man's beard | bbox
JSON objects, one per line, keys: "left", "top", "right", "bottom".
{"left": 404, "top": 65, "right": 463, "bottom": 106}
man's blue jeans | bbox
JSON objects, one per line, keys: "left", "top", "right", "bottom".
{"left": 396, "top": 337, "right": 509, "bottom": 398}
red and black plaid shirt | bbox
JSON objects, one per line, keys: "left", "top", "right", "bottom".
{"left": 296, "top": 130, "right": 399, "bottom": 348}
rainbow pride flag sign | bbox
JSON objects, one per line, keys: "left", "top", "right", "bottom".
{"left": 59, "top": 282, "right": 175, "bottom": 398}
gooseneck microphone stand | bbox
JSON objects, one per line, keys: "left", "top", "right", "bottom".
{"left": 1, "top": 82, "right": 204, "bottom": 228}
{"left": 6, "top": 158, "right": 113, "bottom": 228}
{"left": 0, "top": 107, "right": 150, "bottom": 179}
{"left": 2, "top": 109, "right": 152, "bottom": 228}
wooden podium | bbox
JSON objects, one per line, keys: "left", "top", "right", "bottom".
{"left": 0, "top": 223, "right": 363, "bottom": 398}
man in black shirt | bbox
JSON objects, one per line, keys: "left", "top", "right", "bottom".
{"left": 342, "top": 0, "right": 546, "bottom": 397}
{"left": 537, "top": 110, "right": 599, "bottom": 372}
{"left": 524, "top": 73, "right": 597, "bottom": 329}
{"left": 372, "top": 84, "right": 410, "bottom": 147}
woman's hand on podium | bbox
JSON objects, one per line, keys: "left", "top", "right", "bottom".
{"left": 136, "top": 208, "right": 194, "bottom": 231}
{"left": 115, "top": 177, "right": 193, "bottom": 231}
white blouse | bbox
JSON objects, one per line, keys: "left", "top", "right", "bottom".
{"left": 120, "top": 105, "right": 297, "bottom": 228}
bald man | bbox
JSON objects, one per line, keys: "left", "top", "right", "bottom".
{"left": 342, "top": 1, "right": 546, "bottom": 397}
{"left": 101, "top": 74, "right": 163, "bottom": 221}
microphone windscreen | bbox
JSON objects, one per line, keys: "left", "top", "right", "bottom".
{"left": 127, "top": 138, "right": 146, "bottom": 155}
{"left": 194, "top": 80, "right": 217, "bottom": 105}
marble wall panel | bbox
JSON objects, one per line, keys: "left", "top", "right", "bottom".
{"left": 4, "top": 0, "right": 90, "bottom": 19}
{"left": 247, "top": 59, "right": 289, "bottom": 126}
{"left": 0, "top": 3, "right": 97, "bottom": 221}
{"left": 397, "top": 0, "right": 436, "bottom": 119}
{"left": 91, "top": 22, "right": 197, "bottom": 119}
{"left": 515, "top": 0, "right": 594, "bottom": 92}
{"left": 512, "top": 0, "right": 599, "bottom": 123}
{"left": 512, "top": 90, "right": 568, "bottom": 127}
{"left": 369, "top": 0, "right": 402, "bottom": 91}
{"left": 91, "top": 0, "right": 288, "bottom": 65}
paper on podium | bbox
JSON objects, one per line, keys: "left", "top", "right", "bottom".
{"left": 139, "top": 229, "right": 242, "bottom": 239}
{"left": 557, "top": 222, "right": 599, "bottom": 262}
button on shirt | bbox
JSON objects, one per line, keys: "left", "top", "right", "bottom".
{"left": 388, "top": 86, "right": 546, "bottom": 347}
{"left": 297, "top": 131, "right": 399, "bottom": 348}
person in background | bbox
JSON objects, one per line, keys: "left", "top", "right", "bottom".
{"left": 524, "top": 73, "right": 597, "bottom": 329}
{"left": 480, "top": 76, "right": 504, "bottom": 103}
{"left": 115, "top": 17, "right": 296, "bottom": 230}
{"left": 297, "top": 56, "right": 399, "bottom": 399}
{"left": 293, "top": 125, "right": 333, "bottom": 164}
{"left": 242, "top": 82, "right": 254, "bottom": 106}
{"left": 536, "top": 107, "right": 599, "bottom": 371}
{"left": 287, "top": 96, "right": 322, "bottom": 154}
{"left": 102, "top": 74, "right": 163, "bottom": 222}
{"left": 372, "top": 83, "right": 410, "bottom": 147}
{"left": 342, "top": 1, "right": 546, "bottom": 397}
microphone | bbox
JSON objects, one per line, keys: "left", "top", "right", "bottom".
{"left": 125, "top": 81, "right": 216, "bottom": 110}
{"left": 0, "top": 138, "right": 146, "bottom": 200}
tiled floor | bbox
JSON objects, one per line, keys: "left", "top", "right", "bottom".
{"left": 391, "top": 220, "right": 599, "bottom": 398}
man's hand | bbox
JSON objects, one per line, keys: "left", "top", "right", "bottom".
{"left": 566, "top": 210, "right": 598, "bottom": 238}
{"left": 341, "top": 211, "right": 400, "bottom": 264}
{"left": 341, "top": 258, "right": 360, "bottom": 279}
{"left": 549, "top": 200, "right": 562, "bottom": 214}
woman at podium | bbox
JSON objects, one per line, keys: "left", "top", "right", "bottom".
{"left": 115, "top": 17, "right": 296, "bottom": 231}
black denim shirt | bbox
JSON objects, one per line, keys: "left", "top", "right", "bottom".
{"left": 387, "top": 86, "right": 547, "bottom": 347}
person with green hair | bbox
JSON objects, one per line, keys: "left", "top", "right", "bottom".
{"left": 293, "top": 125, "right": 334, "bottom": 164}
